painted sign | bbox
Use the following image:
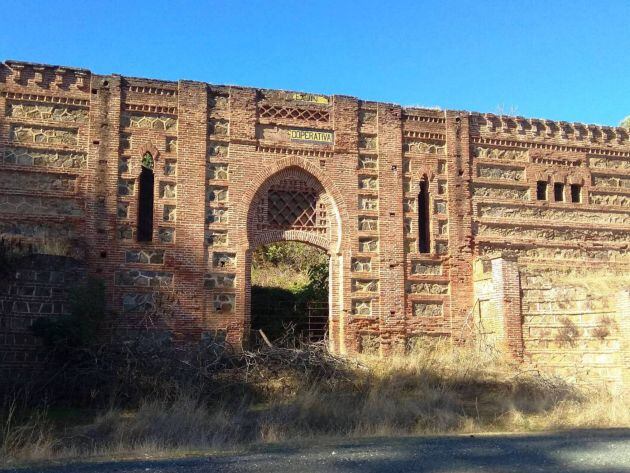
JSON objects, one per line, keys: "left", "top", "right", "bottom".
{"left": 288, "top": 129, "right": 334, "bottom": 144}
{"left": 290, "top": 93, "right": 330, "bottom": 105}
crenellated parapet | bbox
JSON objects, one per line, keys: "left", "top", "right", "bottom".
{"left": 471, "top": 112, "right": 630, "bottom": 149}
{"left": 3, "top": 60, "right": 90, "bottom": 93}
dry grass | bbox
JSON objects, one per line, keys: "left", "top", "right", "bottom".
{"left": 1, "top": 400, "right": 54, "bottom": 465}
{"left": 251, "top": 241, "right": 327, "bottom": 291}
{"left": 251, "top": 263, "right": 310, "bottom": 291}
{"left": 2, "top": 340, "right": 628, "bottom": 467}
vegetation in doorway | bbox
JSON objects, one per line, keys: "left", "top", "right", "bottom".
{"left": 251, "top": 242, "right": 328, "bottom": 342}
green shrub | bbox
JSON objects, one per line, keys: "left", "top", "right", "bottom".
{"left": 251, "top": 242, "right": 329, "bottom": 341}
{"left": 253, "top": 242, "right": 327, "bottom": 273}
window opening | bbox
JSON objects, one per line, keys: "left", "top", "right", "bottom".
{"left": 137, "top": 153, "right": 155, "bottom": 242}
{"left": 554, "top": 183, "right": 564, "bottom": 202}
{"left": 570, "top": 184, "right": 581, "bottom": 203}
{"left": 536, "top": 181, "right": 548, "bottom": 201}
{"left": 418, "top": 177, "right": 431, "bottom": 253}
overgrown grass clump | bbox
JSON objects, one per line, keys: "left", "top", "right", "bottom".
{"left": 2, "top": 338, "right": 628, "bottom": 467}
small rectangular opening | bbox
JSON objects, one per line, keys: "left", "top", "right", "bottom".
{"left": 554, "top": 183, "right": 565, "bottom": 202}
{"left": 570, "top": 184, "right": 581, "bottom": 203}
{"left": 536, "top": 181, "right": 547, "bottom": 200}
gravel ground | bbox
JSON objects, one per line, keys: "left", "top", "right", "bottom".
{"left": 4, "top": 429, "right": 630, "bottom": 473}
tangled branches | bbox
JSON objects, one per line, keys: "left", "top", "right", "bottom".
{"left": 238, "top": 340, "right": 362, "bottom": 393}
{"left": 3, "top": 330, "right": 359, "bottom": 409}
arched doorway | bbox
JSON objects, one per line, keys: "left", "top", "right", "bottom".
{"left": 245, "top": 166, "right": 342, "bottom": 347}
{"left": 251, "top": 241, "right": 329, "bottom": 344}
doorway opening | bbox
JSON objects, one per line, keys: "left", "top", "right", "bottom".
{"left": 251, "top": 241, "right": 329, "bottom": 345}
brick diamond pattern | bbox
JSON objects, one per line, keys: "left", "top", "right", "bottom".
{"left": 259, "top": 104, "right": 330, "bottom": 123}
{"left": 267, "top": 189, "right": 318, "bottom": 229}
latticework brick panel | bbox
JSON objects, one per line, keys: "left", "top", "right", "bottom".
{"left": 259, "top": 104, "right": 330, "bottom": 123}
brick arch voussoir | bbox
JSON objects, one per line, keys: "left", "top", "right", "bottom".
{"left": 409, "top": 165, "right": 435, "bottom": 184}
{"left": 251, "top": 230, "right": 330, "bottom": 253}
{"left": 137, "top": 143, "right": 160, "bottom": 162}
{"left": 240, "top": 156, "right": 349, "bottom": 254}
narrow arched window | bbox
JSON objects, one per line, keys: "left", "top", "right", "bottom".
{"left": 418, "top": 176, "right": 430, "bottom": 253}
{"left": 137, "top": 152, "right": 154, "bottom": 242}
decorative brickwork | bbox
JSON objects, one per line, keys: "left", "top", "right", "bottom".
{"left": 0, "top": 60, "right": 629, "bottom": 390}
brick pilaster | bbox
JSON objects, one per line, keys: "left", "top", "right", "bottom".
{"left": 174, "top": 81, "right": 207, "bottom": 338}
{"left": 331, "top": 95, "right": 358, "bottom": 354}
{"left": 229, "top": 87, "right": 258, "bottom": 348}
{"left": 377, "top": 103, "right": 405, "bottom": 352}
{"left": 446, "top": 112, "right": 474, "bottom": 341}
{"left": 617, "top": 290, "right": 630, "bottom": 394}
{"left": 490, "top": 256, "right": 524, "bottom": 359}
{"left": 85, "top": 74, "right": 120, "bottom": 322}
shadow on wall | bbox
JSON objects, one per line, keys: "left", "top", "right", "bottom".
{"left": 250, "top": 241, "right": 329, "bottom": 344}
{"left": 251, "top": 286, "right": 324, "bottom": 343}
{"left": 0, "top": 251, "right": 87, "bottom": 376}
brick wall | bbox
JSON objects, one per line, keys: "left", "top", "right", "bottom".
{"left": 0, "top": 255, "right": 86, "bottom": 377}
{"left": 0, "top": 60, "right": 629, "bottom": 389}
{"left": 519, "top": 266, "right": 627, "bottom": 392}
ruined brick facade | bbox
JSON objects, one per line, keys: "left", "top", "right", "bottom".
{"left": 0, "top": 61, "right": 628, "bottom": 390}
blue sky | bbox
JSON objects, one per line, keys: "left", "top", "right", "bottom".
{"left": 1, "top": 0, "right": 628, "bottom": 125}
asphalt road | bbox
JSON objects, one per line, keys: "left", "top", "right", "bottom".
{"left": 5, "top": 429, "right": 630, "bottom": 473}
